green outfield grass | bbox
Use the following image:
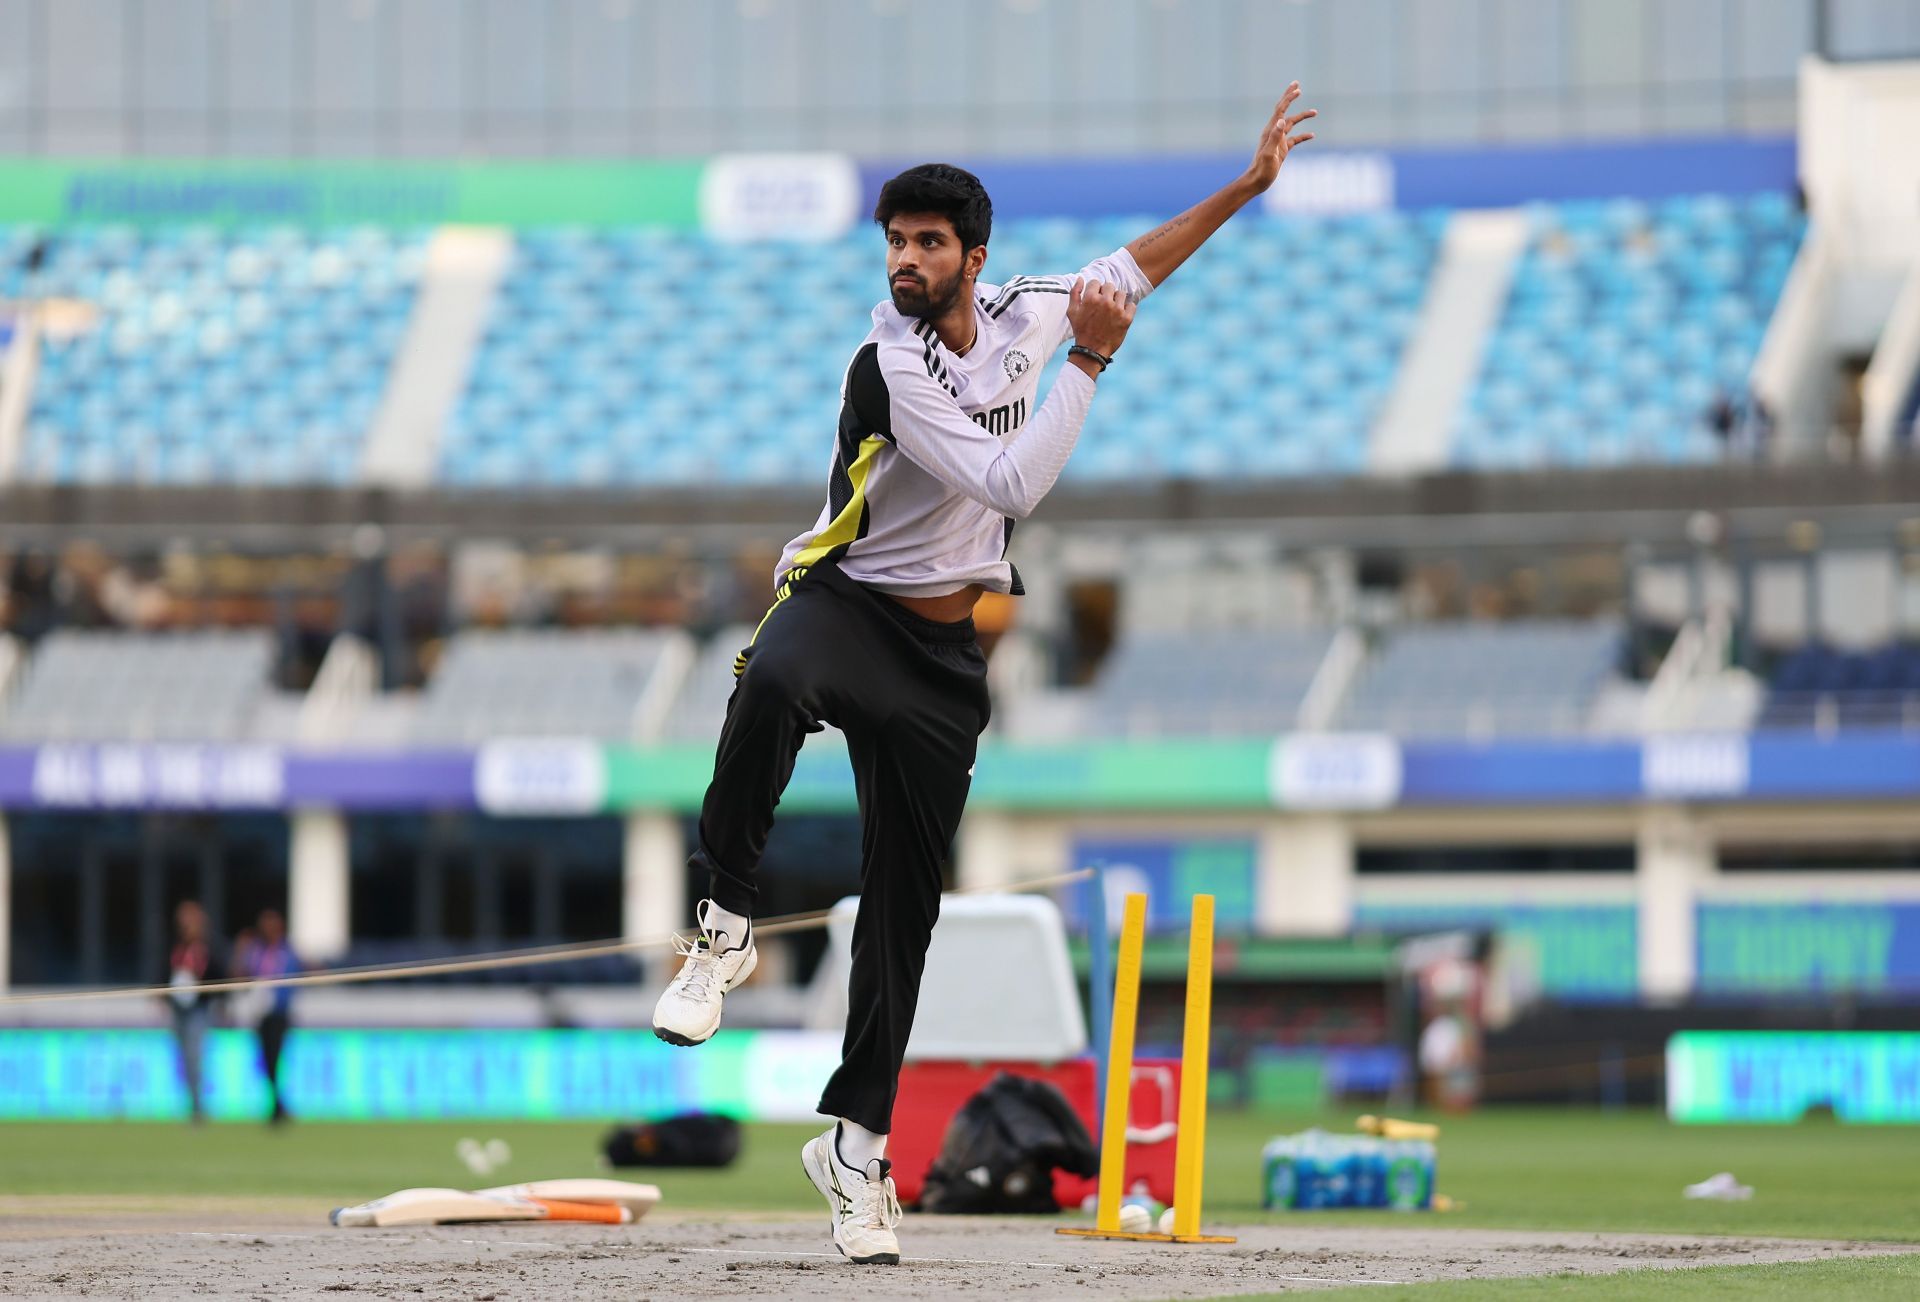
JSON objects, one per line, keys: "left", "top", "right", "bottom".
{"left": 2, "top": 1107, "right": 1915, "bottom": 1244}
{"left": 1265, "top": 1255, "right": 1920, "bottom": 1301}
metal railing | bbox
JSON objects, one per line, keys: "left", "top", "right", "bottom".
{"left": 1758, "top": 690, "right": 1920, "bottom": 734}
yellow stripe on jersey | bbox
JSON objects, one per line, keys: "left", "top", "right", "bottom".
{"left": 731, "top": 433, "right": 888, "bottom": 678}
{"left": 790, "top": 433, "right": 887, "bottom": 571}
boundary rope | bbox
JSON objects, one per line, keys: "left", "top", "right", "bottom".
{"left": 0, "top": 868, "right": 1094, "bottom": 1008}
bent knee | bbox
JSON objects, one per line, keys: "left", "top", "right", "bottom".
{"left": 736, "top": 645, "right": 812, "bottom": 710}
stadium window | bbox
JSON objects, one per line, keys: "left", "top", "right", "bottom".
{"left": 1718, "top": 841, "right": 1920, "bottom": 873}
{"left": 1356, "top": 845, "right": 1636, "bottom": 875}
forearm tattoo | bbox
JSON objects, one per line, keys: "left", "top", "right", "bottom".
{"left": 1135, "top": 214, "right": 1191, "bottom": 250}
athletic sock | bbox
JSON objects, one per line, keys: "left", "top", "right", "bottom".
{"left": 834, "top": 1118, "right": 887, "bottom": 1171}
{"left": 703, "top": 901, "right": 752, "bottom": 953}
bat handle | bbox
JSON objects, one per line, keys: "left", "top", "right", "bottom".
{"left": 533, "top": 1198, "right": 631, "bottom": 1225}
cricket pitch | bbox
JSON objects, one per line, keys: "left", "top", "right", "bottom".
{"left": 0, "top": 1197, "right": 1913, "bottom": 1298}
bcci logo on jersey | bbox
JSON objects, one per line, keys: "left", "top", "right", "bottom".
{"left": 1003, "top": 349, "right": 1031, "bottom": 381}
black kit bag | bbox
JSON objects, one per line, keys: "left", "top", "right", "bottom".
{"left": 916, "top": 1072, "right": 1099, "bottom": 1214}
{"left": 601, "top": 1111, "right": 742, "bottom": 1168}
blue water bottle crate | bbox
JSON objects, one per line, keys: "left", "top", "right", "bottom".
{"left": 1262, "top": 1130, "right": 1435, "bottom": 1211}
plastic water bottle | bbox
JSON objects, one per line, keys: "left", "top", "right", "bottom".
{"left": 1348, "top": 1136, "right": 1385, "bottom": 1208}
{"left": 1306, "top": 1130, "right": 1344, "bottom": 1209}
{"left": 1261, "top": 1133, "right": 1298, "bottom": 1209}
{"left": 1383, "top": 1138, "right": 1437, "bottom": 1211}
{"left": 1265, "top": 1130, "right": 1436, "bottom": 1211}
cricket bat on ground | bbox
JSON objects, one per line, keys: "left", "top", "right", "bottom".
{"left": 477, "top": 1179, "right": 661, "bottom": 1221}
{"left": 1355, "top": 1114, "right": 1441, "bottom": 1141}
{"left": 331, "top": 1188, "right": 633, "bottom": 1228}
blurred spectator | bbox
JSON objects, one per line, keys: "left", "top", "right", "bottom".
{"left": 5, "top": 538, "right": 782, "bottom": 649}
{"left": 278, "top": 592, "right": 338, "bottom": 690}
{"left": 391, "top": 544, "right": 450, "bottom": 688}
{"left": 100, "top": 551, "right": 172, "bottom": 629}
{"left": 51, "top": 542, "right": 119, "bottom": 630}
{"left": 682, "top": 553, "right": 742, "bottom": 641}
{"left": 4, "top": 550, "right": 59, "bottom": 643}
{"left": 158, "top": 900, "right": 227, "bottom": 1124}
{"left": 234, "top": 908, "right": 301, "bottom": 1126}
{"left": 1416, "top": 958, "right": 1482, "bottom": 1113}
{"left": 1707, "top": 390, "right": 1737, "bottom": 447}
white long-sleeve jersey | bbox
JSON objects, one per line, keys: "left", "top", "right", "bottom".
{"left": 776, "top": 247, "right": 1154, "bottom": 599}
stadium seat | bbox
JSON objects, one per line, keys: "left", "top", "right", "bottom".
{"left": 1336, "top": 620, "right": 1623, "bottom": 738}
{"left": 410, "top": 628, "right": 680, "bottom": 744}
{"left": 661, "top": 624, "right": 757, "bottom": 743}
{"left": 4, "top": 224, "right": 424, "bottom": 486}
{"left": 1451, "top": 195, "right": 1804, "bottom": 469}
{"left": 1758, "top": 642, "right": 1920, "bottom": 731}
{"left": 440, "top": 212, "right": 1441, "bottom": 487}
{"left": 0, "top": 629, "right": 275, "bottom": 742}
{"left": 1, "top": 192, "right": 1803, "bottom": 487}
{"left": 1077, "top": 626, "right": 1335, "bottom": 738}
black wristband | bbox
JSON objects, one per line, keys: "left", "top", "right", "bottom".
{"left": 1069, "top": 344, "right": 1113, "bottom": 371}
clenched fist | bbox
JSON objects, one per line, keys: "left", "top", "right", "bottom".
{"left": 1067, "top": 278, "right": 1136, "bottom": 360}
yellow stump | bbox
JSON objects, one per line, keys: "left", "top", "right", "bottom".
{"left": 1171, "top": 894, "right": 1214, "bottom": 1239}
{"left": 1092, "top": 892, "right": 1146, "bottom": 1234}
{"left": 1058, "top": 891, "right": 1233, "bottom": 1245}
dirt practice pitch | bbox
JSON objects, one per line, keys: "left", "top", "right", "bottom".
{"left": 1, "top": 1199, "right": 1914, "bottom": 1299}
{"left": 6, "top": 1113, "right": 1918, "bottom": 1297}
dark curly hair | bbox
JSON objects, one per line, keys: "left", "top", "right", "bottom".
{"left": 873, "top": 163, "right": 992, "bottom": 251}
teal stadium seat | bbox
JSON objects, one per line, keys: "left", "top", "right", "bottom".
{"left": 0, "top": 194, "right": 1802, "bottom": 487}
{"left": 1450, "top": 193, "right": 1804, "bottom": 468}
{"left": 4, "top": 224, "right": 425, "bottom": 485}
{"left": 439, "top": 211, "right": 1443, "bottom": 487}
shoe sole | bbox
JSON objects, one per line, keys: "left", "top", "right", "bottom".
{"left": 800, "top": 1138, "right": 899, "bottom": 1266}
{"left": 651, "top": 945, "right": 759, "bottom": 1047}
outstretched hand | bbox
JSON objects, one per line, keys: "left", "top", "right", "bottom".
{"left": 1243, "top": 81, "right": 1317, "bottom": 194}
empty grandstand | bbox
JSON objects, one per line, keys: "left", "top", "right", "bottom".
{"left": 437, "top": 210, "right": 1439, "bottom": 488}
{"left": 1455, "top": 194, "right": 1804, "bottom": 469}
{"left": 662, "top": 624, "right": 757, "bottom": 743}
{"left": 8, "top": 227, "right": 423, "bottom": 485}
{"left": 411, "top": 628, "right": 689, "bottom": 745}
{"left": 3, "top": 191, "right": 1810, "bottom": 487}
{"left": 0, "top": 629, "right": 276, "bottom": 743}
{"left": 1760, "top": 641, "right": 1920, "bottom": 733}
{"left": 1062, "top": 625, "right": 1338, "bottom": 739}
{"left": 1336, "top": 620, "right": 1624, "bottom": 739}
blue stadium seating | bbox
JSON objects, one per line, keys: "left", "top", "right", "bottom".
{"left": 2, "top": 193, "right": 1805, "bottom": 488}
{"left": 1453, "top": 193, "right": 1803, "bottom": 468}
{"left": 1078, "top": 625, "right": 1334, "bottom": 737}
{"left": 1759, "top": 642, "right": 1920, "bottom": 731}
{"left": 5, "top": 225, "right": 423, "bottom": 485}
{"left": 440, "top": 211, "right": 1443, "bottom": 487}
{"left": 1336, "top": 620, "right": 1622, "bottom": 737}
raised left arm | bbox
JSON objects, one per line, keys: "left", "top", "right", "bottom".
{"left": 1125, "top": 81, "right": 1317, "bottom": 289}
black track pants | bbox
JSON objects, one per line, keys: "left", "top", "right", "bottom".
{"left": 688, "top": 561, "right": 989, "bottom": 1134}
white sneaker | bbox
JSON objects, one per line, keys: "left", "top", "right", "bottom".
{"left": 651, "top": 900, "right": 757, "bottom": 1047}
{"left": 801, "top": 1126, "right": 903, "bottom": 1265}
